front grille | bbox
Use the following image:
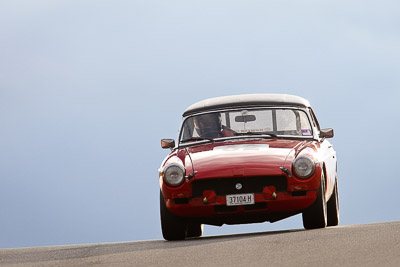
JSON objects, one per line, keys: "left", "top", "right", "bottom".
{"left": 192, "top": 176, "right": 287, "bottom": 197}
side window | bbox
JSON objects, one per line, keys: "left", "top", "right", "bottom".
{"left": 309, "top": 108, "right": 320, "bottom": 131}
{"left": 180, "top": 117, "right": 195, "bottom": 140}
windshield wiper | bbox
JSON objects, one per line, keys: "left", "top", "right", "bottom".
{"left": 236, "top": 132, "right": 278, "bottom": 138}
{"left": 181, "top": 137, "right": 214, "bottom": 143}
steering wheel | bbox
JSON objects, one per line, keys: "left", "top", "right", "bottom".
{"left": 201, "top": 130, "right": 221, "bottom": 138}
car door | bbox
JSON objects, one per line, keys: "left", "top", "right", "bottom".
{"left": 309, "top": 108, "right": 337, "bottom": 197}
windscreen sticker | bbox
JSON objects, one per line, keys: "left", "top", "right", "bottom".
{"left": 301, "top": 129, "right": 312, "bottom": 136}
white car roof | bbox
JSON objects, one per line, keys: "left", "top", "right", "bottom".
{"left": 183, "top": 94, "right": 311, "bottom": 116}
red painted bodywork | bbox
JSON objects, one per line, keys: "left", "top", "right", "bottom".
{"left": 160, "top": 138, "right": 335, "bottom": 225}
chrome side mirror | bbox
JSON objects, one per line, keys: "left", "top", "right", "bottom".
{"left": 320, "top": 128, "right": 334, "bottom": 138}
{"left": 161, "top": 138, "right": 175, "bottom": 149}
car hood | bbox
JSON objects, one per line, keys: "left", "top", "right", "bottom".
{"left": 184, "top": 139, "right": 306, "bottom": 179}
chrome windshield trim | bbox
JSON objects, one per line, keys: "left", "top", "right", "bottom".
{"left": 178, "top": 135, "right": 316, "bottom": 148}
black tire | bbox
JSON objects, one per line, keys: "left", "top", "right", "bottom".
{"left": 327, "top": 178, "right": 339, "bottom": 226}
{"left": 187, "top": 223, "right": 203, "bottom": 238}
{"left": 302, "top": 173, "right": 327, "bottom": 229}
{"left": 160, "top": 191, "right": 187, "bottom": 240}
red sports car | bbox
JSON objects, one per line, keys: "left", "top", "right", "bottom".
{"left": 159, "top": 94, "right": 338, "bottom": 240}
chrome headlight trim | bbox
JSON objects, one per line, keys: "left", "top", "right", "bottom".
{"left": 163, "top": 164, "right": 186, "bottom": 186}
{"left": 292, "top": 156, "right": 315, "bottom": 179}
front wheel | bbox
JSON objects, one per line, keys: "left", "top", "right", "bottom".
{"left": 302, "top": 173, "right": 327, "bottom": 229}
{"left": 327, "top": 178, "right": 339, "bottom": 226}
{"left": 160, "top": 191, "right": 187, "bottom": 240}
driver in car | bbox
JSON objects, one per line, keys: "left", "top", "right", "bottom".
{"left": 193, "top": 113, "right": 235, "bottom": 138}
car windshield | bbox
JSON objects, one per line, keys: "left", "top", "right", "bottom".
{"left": 180, "top": 108, "right": 313, "bottom": 142}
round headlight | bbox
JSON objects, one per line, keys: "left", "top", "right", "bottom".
{"left": 292, "top": 156, "right": 315, "bottom": 179}
{"left": 163, "top": 164, "right": 185, "bottom": 186}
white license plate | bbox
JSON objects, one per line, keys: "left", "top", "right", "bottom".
{"left": 226, "top": 193, "right": 255, "bottom": 206}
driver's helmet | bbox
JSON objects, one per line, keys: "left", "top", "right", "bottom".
{"left": 194, "top": 113, "right": 222, "bottom": 138}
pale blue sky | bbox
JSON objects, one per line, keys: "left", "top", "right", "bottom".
{"left": 1, "top": 0, "right": 399, "bottom": 248}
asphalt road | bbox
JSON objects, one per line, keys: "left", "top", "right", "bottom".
{"left": 1, "top": 221, "right": 399, "bottom": 267}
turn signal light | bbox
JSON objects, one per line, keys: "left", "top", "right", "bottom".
{"left": 291, "top": 185, "right": 309, "bottom": 191}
